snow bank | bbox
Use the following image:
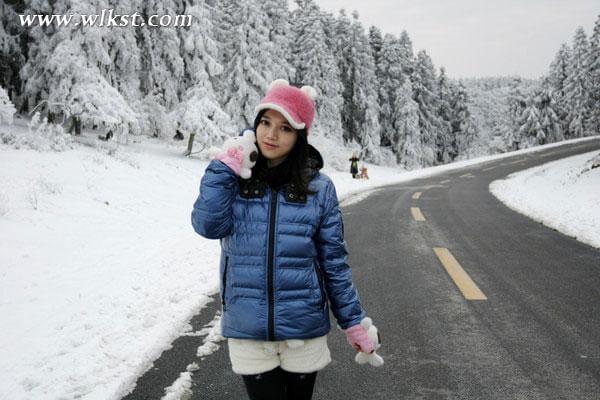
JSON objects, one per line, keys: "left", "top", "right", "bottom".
{"left": 490, "top": 150, "right": 600, "bottom": 249}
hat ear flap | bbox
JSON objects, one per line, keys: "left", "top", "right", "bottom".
{"left": 268, "top": 78, "right": 289, "bottom": 91}
{"left": 300, "top": 85, "right": 318, "bottom": 101}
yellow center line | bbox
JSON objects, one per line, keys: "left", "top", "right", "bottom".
{"left": 432, "top": 247, "right": 487, "bottom": 300}
{"left": 459, "top": 173, "right": 473, "bottom": 178}
{"left": 440, "top": 179, "right": 451, "bottom": 184}
{"left": 412, "top": 191, "right": 422, "bottom": 199}
{"left": 411, "top": 207, "right": 426, "bottom": 221}
{"left": 482, "top": 166, "right": 495, "bottom": 171}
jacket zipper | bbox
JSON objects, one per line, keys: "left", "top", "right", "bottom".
{"left": 314, "top": 261, "right": 326, "bottom": 308}
{"left": 222, "top": 256, "right": 229, "bottom": 311}
{"left": 267, "top": 188, "right": 278, "bottom": 341}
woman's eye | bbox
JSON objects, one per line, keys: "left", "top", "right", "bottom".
{"left": 260, "top": 120, "right": 269, "bottom": 125}
{"left": 282, "top": 126, "right": 292, "bottom": 132}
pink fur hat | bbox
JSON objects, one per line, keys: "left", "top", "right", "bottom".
{"left": 254, "top": 79, "right": 318, "bottom": 134}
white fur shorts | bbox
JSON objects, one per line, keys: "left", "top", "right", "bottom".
{"left": 227, "top": 335, "right": 332, "bottom": 375}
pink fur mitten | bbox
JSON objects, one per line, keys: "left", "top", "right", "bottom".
{"left": 214, "top": 129, "right": 258, "bottom": 179}
{"left": 345, "top": 321, "right": 375, "bottom": 354}
{"left": 353, "top": 317, "right": 383, "bottom": 367}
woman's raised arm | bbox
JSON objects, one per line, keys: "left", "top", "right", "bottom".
{"left": 191, "top": 159, "right": 239, "bottom": 239}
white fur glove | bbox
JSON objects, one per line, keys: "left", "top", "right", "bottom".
{"left": 345, "top": 317, "right": 384, "bottom": 367}
{"left": 212, "top": 129, "right": 258, "bottom": 179}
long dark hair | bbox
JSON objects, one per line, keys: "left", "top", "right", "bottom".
{"left": 251, "top": 109, "right": 317, "bottom": 197}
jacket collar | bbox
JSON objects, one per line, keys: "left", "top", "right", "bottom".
{"left": 239, "top": 144, "right": 323, "bottom": 203}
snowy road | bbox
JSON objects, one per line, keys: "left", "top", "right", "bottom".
{"left": 123, "top": 139, "right": 600, "bottom": 400}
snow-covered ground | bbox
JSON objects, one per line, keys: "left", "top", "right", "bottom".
{"left": 489, "top": 150, "right": 600, "bottom": 249}
{"left": 1, "top": 118, "right": 598, "bottom": 400}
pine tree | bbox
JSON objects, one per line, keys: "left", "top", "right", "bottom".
{"left": 214, "top": 0, "right": 280, "bottom": 128}
{"left": 21, "top": 0, "right": 138, "bottom": 138}
{"left": 331, "top": 9, "right": 380, "bottom": 160}
{"left": 348, "top": 11, "right": 380, "bottom": 162}
{"left": 518, "top": 92, "right": 544, "bottom": 147}
{"left": 564, "top": 26, "right": 591, "bottom": 137}
{"left": 334, "top": 8, "right": 354, "bottom": 142}
{"left": 136, "top": 0, "right": 185, "bottom": 130}
{"left": 259, "top": 0, "right": 296, "bottom": 82}
{"left": 398, "top": 30, "right": 415, "bottom": 77}
{"left": 173, "top": 0, "right": 232, "bottom": 154}
{"left": 436, "top": 67, "right": 454, "bottom": 162}
{"left": 377, "top": 33, "right": 404, "bottom": 148}
{"left": 505, "top": 77, "right": 528, "bottom": 149}
{"left": 548, "top": 43, "right": 571, "bottom": 134}
{"left": 395, "top": 80, "right": 422, "bottom": 169}
{"left": 410, "top": 50, "right": 440, "bottom": 166}
{"left": 368, "top": 26, "right": 384, "bottom": 70}
{"left": 537, "top": 80, "right": 563, "bottom": 143}
{"left": 0, "top": 0, "right": 27, "bottom": 112}
{"left": 587, "top": 15, "right": 600, "bottom": 134}
{"left": 292, "top": 0, "right": 343, "bottom": 139}
{"left": 449, "top": 82, "right": 477, "bottom": 158}
{"left": 0, "top": 84, "right": 16, "bottom": 124}
{"left": 518, "top": 82, "right": 561, "bottom": 147}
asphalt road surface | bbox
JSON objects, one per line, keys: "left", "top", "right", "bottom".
{"left": 123, "top": 138, "right": 600, "bottom": 400}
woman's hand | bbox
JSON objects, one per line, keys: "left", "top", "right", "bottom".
{"left": 214, "top": 130, "right": 258, "bottom": 179}
{"left": 345, "top": 322, "right": 375, "bottom": 354}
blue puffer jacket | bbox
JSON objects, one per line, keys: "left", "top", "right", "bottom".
{"left": 191, "top": 143, "right": 366, "bottom": 341}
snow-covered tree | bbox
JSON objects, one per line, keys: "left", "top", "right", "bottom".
{"left": 0, "top": 85, "right": 16, "bottom": 124}
{"left": 348, "top": 11, "right": 380, "bottom": 162}
{"left": 171, "top": 0, "right": 232, "bottom": 153}
{"left": 461, "top": 77, "right": 538, "bottom": 155}
{"left": 368, "top": 26, "right": 384, "bottom": 71}
{"left": 102, "top": 0, "right": 143, "bottom": 104}
{"left": 564, "top": 26, "right": 592, "bottom": 138}
{"left": 291, "top": 0, "right": 343, "bottom": 139}
{"left": 376, "top": 33, "right": 405, "bottom": 148}
{"left": 411, "top": 50, "right": 440, "bottom": 166}
{"left": 21, "top": 0, "right": 139, "bottom": 138}
{"left": 333, "top": 9, "right": 380, "bottom": 161}
{"left": 548, "top": 43, "right": 571, "bottom": 133}
{"left": 398, "top": 30, "right": 415, "bottom": 77}
{"left": 436, "top": 67, "right": 454, "bottom": 163}
{"left": 0, "top": 1, "right": 26, "bottom": 112}
{"left": 259, "top": 0, "right": 296, "bottom": 82}
{"left": 135, "top": 0, "right": 185, "bottom": 137}
{"left": 334, "top": 8, "right": 354, "bottom": 142}
{"left": 517, "top": 91, "right": 544, "bottom": 147}
{"left": 449, "top": 82, "right": 477, "bottom": 159}
{"left": 587, "top": 15, "right": 600, "bottom": 134}
{"left": 536, "top": 81, "right": 563, "bottom": 143}
{"left": 395, "top": 80, "right": 423, "bottom": 169}
{"left": 505, "top": 77, "right": 528, "bottom": 149}
{"left": 214, "top": 0, "right": 281, "bottom": 127}
{"left": 517, "top": 82, "right": 561, "bottom": 147}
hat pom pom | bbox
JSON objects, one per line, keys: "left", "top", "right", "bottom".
{"left": 268, "top": 78, "right": 289, "bottom": 91}
{"left": 301, "top": 85, "right": 318, "bottom": 101}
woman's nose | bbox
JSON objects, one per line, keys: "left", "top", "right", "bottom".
{"left": 265, "top": 126, "right": 278, "bottom": 139}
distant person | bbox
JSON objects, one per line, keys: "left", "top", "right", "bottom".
{"left": 349, "top": 151, "right": 360, "bottom": 179}
{"left": 191, "top": 79, "right": 382, "bottom": 400}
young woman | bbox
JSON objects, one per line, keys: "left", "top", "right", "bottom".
{"left": 191, "top": 79, "right": 381, "bottom": 400}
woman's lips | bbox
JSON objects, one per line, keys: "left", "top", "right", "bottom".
{"left": 264, "top": 142, "right": 278, "bottom": 149}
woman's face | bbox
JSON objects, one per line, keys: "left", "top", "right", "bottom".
{"left": 256, "top": 109, "right": 298, "bottom": 168}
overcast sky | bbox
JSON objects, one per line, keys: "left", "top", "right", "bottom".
{"left": 302, "top": 0, "right": 598, "bottom": 79}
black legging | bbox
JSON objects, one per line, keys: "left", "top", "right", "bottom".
{"left": 241, "top": 366, "right": 318, "bottom": 400}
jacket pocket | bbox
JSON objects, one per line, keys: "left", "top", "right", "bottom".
{"left": 313, "top": 259, "right": 326, "bottom": 308}
{"left": 222, "top": 256, "right": 229, "bottom": 311}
